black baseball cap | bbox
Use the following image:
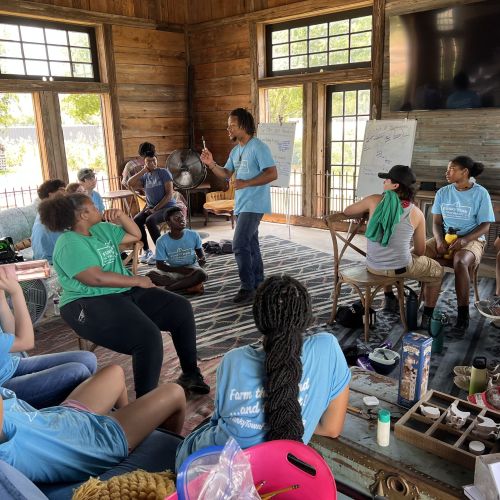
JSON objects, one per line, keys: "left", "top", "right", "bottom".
{"left": 378, "top": 165, "right": 416, "bottom": 188}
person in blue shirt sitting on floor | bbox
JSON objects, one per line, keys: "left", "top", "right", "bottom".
{"left": 175, "top": 275, "right": 351, "bottom": 470}
{"left": 147, "top": 206, "right": 207, "bottom": 294}
{"left": 0, "top": 364, "right": 185, "bottom": 483}
{"left": 0, "top": 265, "right": 97, "bottom": 408}
{"left": 425, "top": 155, "right": 495, "bottom": 335}
{"left": 31, "top": 179, "right": 66, "bottom": 264}
{"left": 77, "top": 167, "right": 105, "bottom": 213}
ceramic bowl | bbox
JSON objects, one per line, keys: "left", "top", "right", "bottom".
{"left": 368, "top": 348, "right": 400, "bottom": 375}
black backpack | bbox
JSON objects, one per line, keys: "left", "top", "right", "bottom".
{"left": 336, "top": 300, "right": 376, "bottom": 329}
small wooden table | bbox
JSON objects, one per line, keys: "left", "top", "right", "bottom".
{"left": 310, "top": 368, "right": 472, "bottom": 499}
{"left": 101, "top": 189, "right": 135, "bottom": 217}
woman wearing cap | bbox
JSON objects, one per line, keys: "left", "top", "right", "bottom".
{"left": 344, "top": 165, "right": 444, "bottom": 326}
{"left": 77, "top": 168, "right": 105, "bottom": 213}
{"left": 426, "top": 156, "right": 495, "bottom": 334}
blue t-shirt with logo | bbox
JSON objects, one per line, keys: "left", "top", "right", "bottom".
{"left": 225, "top": 137, "right": 275, "bottom": 215}
{"left": 155, "top": 229, "right": 202, "bottom": 267}
{"left": 175, "top": 332, "right": 351, "bottom": 470}
{"left": 0, "top": 387, "right": 128, "bottom": 483}
{"left": 432, "top": 183, "right": 495, "bottom": 237}
{"left": 0, "top": 328, "right": 19, "bottom": 386}
{"left": 139, "top": 168, "right": 175, "bottom": 208}
{"left": 31, "top": 213, "right": 63, "bottom": 264}
{"left": 91, "top": 190, "right": 105, "bottom": 213}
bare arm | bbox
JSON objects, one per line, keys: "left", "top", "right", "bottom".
{"left": 0, "top": 291, "right": 14, "bottom": 334}
{"left": 432, "top": 214, "right": 447, "bottom": 255}
{"left": 343, "top": 195, "right": 381, "bottom": 217}
{"left": 103, "top": 209, "right": 141, "bottom": 244}
{"left": 75, "top": 266, "right": 154, "bottom": 288}
{"left": 0, "top": 267, "right": 34, "bottom": 352}
{"left": 195, "top": 247, "right": 206, "bottom": 267}
{"left": 314, "top": 385, "right": 350, "bottom": 438}
{"left": 151, "top": 181, "right": 174, "bottom": 212}
{"left": 411, "top": 209, "right": 426, "bottom": 256}
{"left": 200, "top": 149, "right": 232, "bottom": 180}
{"left": 449, "top": 222, "right": 491, "bottom": 251}
{"left": 233, "top": 166, "right": 278, "bottom": 190}
{"left": 128, "top": 167, "right": 148, "bottom": 190}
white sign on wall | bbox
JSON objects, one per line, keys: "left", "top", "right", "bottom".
{"left": 356, "top": 119, "right": 417, "bottom": 198}
{"left": 257, "top": 122, "right": 296, "bottom": 188}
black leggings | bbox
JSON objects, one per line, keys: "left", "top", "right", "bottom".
{"left": 61, "top": 287, "right": 198, "bottom": 398}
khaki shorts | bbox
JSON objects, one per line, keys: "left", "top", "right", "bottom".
{"left": 367, "top": 254, "right": 444, "bottom": 284}
{"left": 425, "top": 237, "right": 485, "bottom": 266}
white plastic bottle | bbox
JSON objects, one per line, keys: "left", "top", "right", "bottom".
{"left": 377, "top": 409, "right": 391, "bottom": 447}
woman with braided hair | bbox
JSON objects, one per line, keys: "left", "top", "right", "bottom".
{"left": 175, "top": 275, "right": 350, "bottom": 470}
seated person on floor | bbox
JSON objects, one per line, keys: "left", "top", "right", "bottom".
{"left": 39, "top": 193, "right": 209, "bottom": 397}
{"left": 66, "top": 182, "right": 86, "bottom": 194}
{"left": 0, "top": 265, "right": 97, "bottom": 408}
{"left": 31, "top": 179, "right": 66, "bottom": 264}
{"left": 147, "top": 206, "right": 207, "bottom": 294}
{"left": 426, "top": 155, "right": 495, "bottom": 334}
{"left": 128, "top": 149, "right": 177, "bottom": 265}
{"left": 344, "top": 165, "right": 444, "bottom": 330}
{"left": 175, "top": 275, "right": 351, "bottom": 470}
{"left": 0, "top": 364, "right": 185, "bottom": 483}
{"left": 77, "top": 168, "right": 105, "bottom": 213}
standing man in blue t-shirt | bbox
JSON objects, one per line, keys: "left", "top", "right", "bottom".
{"left": 128, "top": 150, "right": 177, "bottom": 264}
{"left": 201, "top": 108, "right": 277, "bottom": 303}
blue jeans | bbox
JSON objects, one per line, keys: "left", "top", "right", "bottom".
{"left": 233, "top": 212, "right": 264, "bottom": 291}
{"left": 3, "top": 351, "right": 97, "bottom": 408}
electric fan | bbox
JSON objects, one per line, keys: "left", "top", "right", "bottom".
{"left": 20, "top": 279, "right": 49, "bottom": 325}
{"left": 166, "top": 149, "right": 207, "bottom": 227}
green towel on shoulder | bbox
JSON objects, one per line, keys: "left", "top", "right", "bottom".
{"left": 365, "top": 190, "right": 403, "bottom": 247}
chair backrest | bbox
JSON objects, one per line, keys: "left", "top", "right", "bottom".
{"left": 225, "top": 176, "right": 235, "bottom": 200}
{"left": 324, "top": 212, "right": 368, "bottom": 278}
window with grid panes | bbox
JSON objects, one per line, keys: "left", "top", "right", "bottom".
{"left": 266, "top": 9, "right": 372, "bottom": 76}
{"left": 326, "top": 85, "right": 370, "bottom": 212}
{"left": 0, "top": 16, "right": 99, "bottom": 81}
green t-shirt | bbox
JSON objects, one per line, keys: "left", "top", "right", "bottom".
{"left": 53, "top": 222, "right": 131, "bottom": 307}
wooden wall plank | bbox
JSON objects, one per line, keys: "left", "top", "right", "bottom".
{"left": 116, "top": 83, "right": 186, "bottom": 101}
{"left": 112, "top": 25, "right": 184, "bottom": 49}
{"left": 115, "top": 65, "right": 186, "bottom": 85}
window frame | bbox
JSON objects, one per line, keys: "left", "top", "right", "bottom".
{"left": 265, "top": 8, "right": 372, "bottom": 77}
{"left": 0, "top": 15, "right": 100, "bottom": 82}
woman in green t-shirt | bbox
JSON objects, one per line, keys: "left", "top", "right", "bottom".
{"left": 39, "top": 193, "right": 209, "bottom": 398}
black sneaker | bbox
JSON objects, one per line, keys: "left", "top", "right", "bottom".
{"left": 383, "top": 295, "right": 399, "bottom": 313}
{"left": 232, "top": 288, "right": 255, "bottom": 304}
{"left": 176, "top": 371, "right": 210, "bottom": 395}
{"left": 420, "top": 313, "right": 431, "bottom": 332}
{"left": 450, "top": 317, "right": 469, "bottom": 338}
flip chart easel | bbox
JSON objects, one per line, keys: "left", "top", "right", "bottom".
{"left": 257, "top": 120, "right": 296, "bottom": 239}
{"left": 356, "top": 119, "right": 417, "bottom": 199}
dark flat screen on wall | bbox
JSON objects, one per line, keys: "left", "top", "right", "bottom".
{"left": 390, "top": 0, "right": 500, "bottom": 111}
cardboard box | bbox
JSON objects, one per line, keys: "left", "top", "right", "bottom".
{"left": 398, "top": 332, "right": 433, "bottom": 407}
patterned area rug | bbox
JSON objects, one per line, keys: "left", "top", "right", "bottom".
{"left": 31, "top": 234, "right": 498, "bottom": 433}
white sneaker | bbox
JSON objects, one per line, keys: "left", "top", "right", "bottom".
{"left": 147, "top": 253, "right": 157, "bottom": 265}
{"left": 140, "top": 249, "right": 153, "bottom": 264}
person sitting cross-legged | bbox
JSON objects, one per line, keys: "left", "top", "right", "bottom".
{"left": 147, "top": 206, "right": 207, "bottom": 294}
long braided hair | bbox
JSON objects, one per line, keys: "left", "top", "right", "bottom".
{"left": 252, "top": 275, "right": 313, "bottom": 441}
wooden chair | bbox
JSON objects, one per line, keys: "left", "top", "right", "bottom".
{"left": 324, "top": 213, "right": 407, "bottom": 342}
{"left": 203, "top": 177, "right": 235, "bottom": 229}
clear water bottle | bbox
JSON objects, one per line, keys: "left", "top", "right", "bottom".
{"left": 53, "top": 294, "right": 60, "bottom": 316}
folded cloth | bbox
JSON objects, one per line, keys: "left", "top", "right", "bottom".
{"left": 365, "top": 190, "right": 404, "bottom": 247}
